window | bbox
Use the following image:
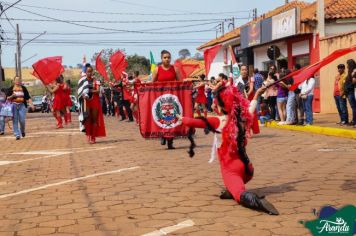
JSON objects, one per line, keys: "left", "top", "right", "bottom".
{"left": 294, "top": 54, "right": 310, "bottom": 67}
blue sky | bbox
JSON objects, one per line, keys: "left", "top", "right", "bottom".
{"left": 1, "top": 0, "right": 314, "bottom": 67}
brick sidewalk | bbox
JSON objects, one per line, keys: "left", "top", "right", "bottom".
{"left": 0, "top": 113, "right": 355, "bottom": 236}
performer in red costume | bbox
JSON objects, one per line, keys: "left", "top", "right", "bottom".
{"left": 152, "top": 50, "right": 180, "bottom": 149}
{"left": 194, "top": 74, "right": 208, "bottom": 118}
{"left": 180, "top": 85, "right": 279, "bottom": 215}
{"left": 63, "top": 79, "right": 72, "bottom": 125}
{"left": 79, "top": 65, "right": 106, "bottom": 144}
{"left": 47, "top": 76, "right": 66, "bottom": 129}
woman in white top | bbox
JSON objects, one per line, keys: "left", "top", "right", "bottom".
{"left": 299, "top": 77, "right": 315, "bottom": 125}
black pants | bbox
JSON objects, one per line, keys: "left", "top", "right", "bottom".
{"left": 120, "top": 100, "right": 133, "bottom": 121}
{"left": 268, "top": 96, "right": 277, "bottom": 120}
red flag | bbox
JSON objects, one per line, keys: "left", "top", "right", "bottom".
{"left": 288, "top": 45, "right": 356, "bottom": 90}
{"left": 136, "top": 81, "right": 193, "bottom": 138}
{"left": 95, "top": 51, "right": 109, "bottom": 81}
{"left": 32, "top": 56, "right": 64, "bottom": 85}
{"left": 204, "top": 44, "right": 222, "bottom": 76}
{"left": 174, "top": 60, "right": 200, "bottom": 80}
{"left": 110, "top": 50, "right": 128, "bottom": 80}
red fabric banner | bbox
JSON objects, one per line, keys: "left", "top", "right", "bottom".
{"left": 136, "top": 81, "right": 193, "bottom": 138}
{"left": 204, "top": 44, "right": 222, "bottom": 76}
{"left": 32, "top": 56, "right": 64, "bottom": 85}
{"left": 174, "top": 60, "right": 200, "bottom": 80}
{"left": 95, "top": 51, "right": 109, "bottom": 81}
{"left": 109, "top": 50, "right": 128, "bottom": 81}
{"left": 285, "top": 44, "right": 356, "bottom": 90}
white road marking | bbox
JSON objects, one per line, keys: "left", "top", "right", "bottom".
{"left": 0, "top": 146, "right": 115, "bottom": 166}
{"left": 141, "top": 220, "right": 195, "bottom": 236}
{"left": 0, "top": 166, "right": 140, "bottom": 199}
{"left": 0, "top": 161, "right": 20, "bottom": 166}
{"left": 11, "top": 151, "right": 71, "bottom": 155}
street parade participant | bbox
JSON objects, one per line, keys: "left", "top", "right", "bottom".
{"left": 179, "top": 85, "right": 279, "bottom": 215}
{"left": 130, "top": 71, "right": 140, "bottom": 124}
{"left": 193, "top": 74, "right": 208, "bottom": 118}
{"left": 78, "top": 65, "right": 106, "bottom": 144}
{"left": 47, "top": 75, "right": 66, "bottom": 129}
{"left": 120, "top": 72, "right": 134, "bottom": 122}
{"left": 152, "top": 50, "right": 180, "bottom": 149}
{"left": 63, "top": 79, "right": 73, "bottom": 124}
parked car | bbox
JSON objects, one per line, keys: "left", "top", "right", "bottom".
{"left": 28, "top": 95, "right": 43, "bottom": 112}
{"left": 70, "top": 95, "right": 79, "bottom": 112}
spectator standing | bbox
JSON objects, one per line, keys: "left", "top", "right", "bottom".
{"left": 253, "top": 68, "right": 264, "bottom": 114}
{"left": 0, "top": 89, "right": 7, "bottom": 135}
{"left": 333, "top": 64, "right": 348, "bottom": 125}
{"left": 6, "top": 76, "right": 35, "bottom": 140}
{"left": 300, "top": 77, "right": 315, "bottom": 125}
{"left": 266, "top": 72, "right": 278, "bottom": 120}
{"left": 345, "top": 59, "right": 356, "bottom": 127}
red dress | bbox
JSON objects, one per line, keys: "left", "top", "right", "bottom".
{"left": 195, "top": 85, "right": 207, "bottom": 104}
{"left": 182, "top": 116, "right": 253, "bottom": 202}
{"left": 63, "top": 87, "right": 72, "bottom": 107}
{"left": 157, "top": 65, "right": 177, "bottom": 82}
{"left": 52, "top": 84, "right": 65, "bottom": 111}
{"left": 84, "top": 79, "right": 106, "bottom": 138}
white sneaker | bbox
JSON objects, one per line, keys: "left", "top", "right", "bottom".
{"left": 277, "top": 121, "right": 286, "bottom": 125}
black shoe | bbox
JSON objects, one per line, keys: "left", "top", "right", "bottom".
{"left": 127, "top": 119, "right": 134, "bottom": 122}
{"left": 167, "top": 139, "right": 175, "bottom": 150}
{"left": 220, "top": 189, "right": 234, "bottom": 199}
{"left": 22, "top": 132, "right": 25, "bottom": 137}
{"left": 160, "top": 138, "right": 166, "bottom": 146}
{"left": 120, "top": 118, "right": 126, "bottom": 121}
{"left": 16, "top": 136, "right": 21, "bottom": 140}
{"left": 240, "top": 192, "right": 279, "bottom": 215}
{"left": 0, "top": 132, "right": 4, "bottom": 135}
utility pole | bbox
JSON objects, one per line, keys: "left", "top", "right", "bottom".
{"left": 15, "top": 53, "right": 18, "bottom": 76}
{"left": 16, "top": 24, "right": 22, "bottom": 79}
{"left": 0, "top": 3, "right": 4, "bottom": 89}
{"left": 221, "top": 21, "right": 225, "bottom": 35}
{"left": 317, "top": 0, "right": 325, "bottom": 37}
{"left": 253, "top": 8, "right": 257, "bottom": 20}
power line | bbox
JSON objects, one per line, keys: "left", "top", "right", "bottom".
{"left": 3, "top": 12, "right": 16, "bottom": 32}
{"left": 13, "top": 6, "right": 216, "bottom": 34}
{"left": 0, "top": 18, "right": 224, "bottom": 32}
{"left": 3, "top": 1, "right": 251, "bottom": 16}
{"left": 1, "top": 17, "right": 237, "bottom": 23}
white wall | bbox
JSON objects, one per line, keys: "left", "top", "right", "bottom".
{"left": 253, "top": 41, "right": 287, "bottom": 70}
{"left": 207, "top": 45, "right": 233, "bottom": 79}
{"left": 292, "top": 40, "right": 309, "bottom": 56}
{"left": 325, "top": 22, "right": 356, "bottom": 36}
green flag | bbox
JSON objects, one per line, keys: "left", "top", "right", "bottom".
{"left": 150, "top": 51, "right": 156, "bottom": 74}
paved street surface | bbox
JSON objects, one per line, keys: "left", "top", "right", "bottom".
{"left": 0, "top": 113, "right": 355, "bottom": 236}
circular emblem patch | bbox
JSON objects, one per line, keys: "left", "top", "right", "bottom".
{"left": 152, "top": 94, "right": 183, "bottom": 129}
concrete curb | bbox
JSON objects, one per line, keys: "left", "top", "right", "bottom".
{"left": 264, "top": 121, "right": 356, "bottom": 139}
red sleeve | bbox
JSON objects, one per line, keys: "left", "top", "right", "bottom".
{"left": 182, "top": 117, "right": 220, "bottom": 129}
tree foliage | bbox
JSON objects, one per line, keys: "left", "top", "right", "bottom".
{"left": 178, "top": 49, "right": 191, "bottom": 59}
